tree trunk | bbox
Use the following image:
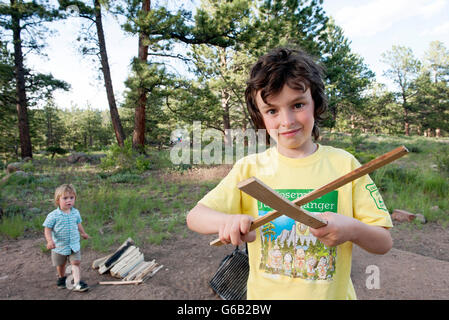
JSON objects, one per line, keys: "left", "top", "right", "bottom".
{"left": 11, "top": 0, "right": 32, "bottom": 159}
{"left": 46, "top": 109, "right": 53, "bottom": 147}
{"left": 220, "top": 49, "right": 231, "bottom": 145}
{"left": 132, "top": 0, "right": 150, "bottom": 150}
{"left": 402, "top": 93, "right": 410, "bottom": 136}
{"left": 94, "top": 0, "right": 126, "bottom": 147}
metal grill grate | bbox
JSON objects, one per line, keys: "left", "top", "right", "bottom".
{"left": 209, "top": 247, "right": 249, "bottom": 300}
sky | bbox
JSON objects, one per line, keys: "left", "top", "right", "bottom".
{"left": 24, "top": 0, "right": 449, "bottom": 111}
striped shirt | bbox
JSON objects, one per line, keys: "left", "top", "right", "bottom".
{"left": 43, "top": 207, "right": 82, "bottom": 255}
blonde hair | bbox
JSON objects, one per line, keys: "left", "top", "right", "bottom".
{"left": 54, "top": 184, "right": 76, "bottom": 207}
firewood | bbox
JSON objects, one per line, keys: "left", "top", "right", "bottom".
{"left": 92, "top": 254, "right": 111, "bottom": 269}
{"left": 98, "top": 238, "right": 134, "bottom": 273}
{"left": 116, "top": 253, "right": 144, "bottom": 278}
{"left": 98, "top": 280, "right": 143, "bottom": 285}
{"left": 110, "top": 246, "right": 139, "bottom": 277}
{"left": 99, "top": 244, "right": 135, "bottom": 274}
{"left": 142, "top": 264, "right": 164, "bottom": 281}
{"left": 134, "top": 261, "right": 158, "bottom": 281}
{"left": 123, "top": 261, "right": 150, "bottom": 281}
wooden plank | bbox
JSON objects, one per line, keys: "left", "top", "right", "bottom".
{"left": 92, "top": 254, "right": 111, "bottom": 269}
{"left": 290, "top": 146, "right": 409, "bottom": 208}
{"left": 134, "top": 261, "right": 158, "bottom": 281}
{"left": 98, "top": 238, "right": 134, "bottom": 273}
{"left": 142, "top": 264, "right": 164, "bottom": 281}
{"left": 123, "top": 261, "right": 150, "bottom": 281}
{"left": 98, "top": 280, "right": 143, "bottom": 285}
{"left": 210, "top": 145, "right": 409, "bottom": 246}
{"left": 99, "top": 244, "right": 135, "bottom": 274}
{"left": 238, "top": 177, "right": 327, "bottom": 228}
{"left": 117, "top": 253, "right": 145, "bottom": 278}
{"left": 110, "top": 247, "right": 140, "bottom": 277}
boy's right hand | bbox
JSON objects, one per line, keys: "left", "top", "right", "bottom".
{"left": 46, "top": 240, "right": 56, "bottom": 250}
{"left": 218, "top": 214, "right": 256, "bottom": 246}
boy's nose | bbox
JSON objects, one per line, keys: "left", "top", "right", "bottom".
{"left": 280, "top": 109, "right": 295, "bottom": 128}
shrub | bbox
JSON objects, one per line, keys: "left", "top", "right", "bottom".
{"left": 0, "top": 214, "right": 26, "bottom": 239}
{"left": 100, "top": 139, "right": 151, "bottom": 173}
{"left": 434, "top": 148, "right": 449, "bottom": 176}
{"left": 46, "top": 146, "right": 68, "bottom": 158}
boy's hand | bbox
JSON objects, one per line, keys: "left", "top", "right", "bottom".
{"left": 81, "top": 232, "right": 89, "bottom": 239}
{"left": 219, "top": 214, "right": 256, "bottom": 246}
{"left": 46, "top": 240, "right": 56, "bottom": 250}
{"left": 309, "top": 212, "right": 357, "bottom": 247}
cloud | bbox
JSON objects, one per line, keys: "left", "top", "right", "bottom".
{"left": 420, "top": 21, "right": 449, "bottom": 36}
{"left": 333, "top": 0, "right": 447, "bottom": 38}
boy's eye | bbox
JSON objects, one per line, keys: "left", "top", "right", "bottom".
{"left": 293, "top": 103, "right": 304, "bottom": 109}
{"left": 267, "top": 109, "right": 277, "bottom": 115}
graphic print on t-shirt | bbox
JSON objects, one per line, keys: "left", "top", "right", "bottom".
{"left": 258, "top": 190, "right": 338, "bottom": 281}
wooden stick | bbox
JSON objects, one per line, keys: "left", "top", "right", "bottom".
{"left": 237, "top": 177, "right": 328, "bottom": 228}
{"left": 98, "top": 280, "right": 143, "bottom": 285}
{"left": 210, "top": 145, "right": 408, "bottom": 246}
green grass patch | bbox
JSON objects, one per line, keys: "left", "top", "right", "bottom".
{"left": 1, "top": 134, "right": 447, "bottom": 249}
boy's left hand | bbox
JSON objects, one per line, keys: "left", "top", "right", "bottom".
{"left": 81, "top": 232, "right": 89, "bottom": 239}
{"left": 309, "top": 212, "right": 357, "bottom": 247}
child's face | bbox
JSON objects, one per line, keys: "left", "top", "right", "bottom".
{"left": 58, "top": 192, "right": 75, "bottom": 212}
{"left": 256, "top": 84, "right": 315, "bottom": 158}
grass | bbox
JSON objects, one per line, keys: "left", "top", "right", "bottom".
{"left": 1, "top": 133, "right": 448, "bottom": 250}
{"left": 0, "top": 150, "right": 220, "bottom": 250}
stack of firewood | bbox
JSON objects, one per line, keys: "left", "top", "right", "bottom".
{"left": 92, "top": 238, "right": 163, "bottom": 285}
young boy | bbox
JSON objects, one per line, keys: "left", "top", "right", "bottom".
{"left": 43, "top": 184, "right": 90, "bottom": 292}
{"left": 187, "top": 47, "right": 393, "bottom": 299}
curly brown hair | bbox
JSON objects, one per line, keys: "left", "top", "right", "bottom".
{"left": 245, "top": 47, "right": 327, "bottom": 140}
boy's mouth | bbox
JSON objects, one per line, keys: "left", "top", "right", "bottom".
{"left": 280, "top": 128, "right": 301, "bottom": 137}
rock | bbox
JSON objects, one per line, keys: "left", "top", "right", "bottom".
{"left": 415, "top": 214, "right": 427, "bottom": 224}
{"left": 67, "top": 152, "right": 105, "bottom": 164}
{"left": 392, "top": 209, "right": 416, "bottom": 222}
{"left": 13, "top": 170, "right": 29, "bottom": 178}
{"left": 67, "top": 152, "right": 89, "bottom": 164}
{"left": 6, "top": 162, "right": 22, "bottom": 174}
{"left": 392, "top": 209, "right": 427, "bottom": 224}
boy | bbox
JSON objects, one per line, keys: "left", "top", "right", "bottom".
{"left": 43, "top": 184, "right": 90, "bottom": 292}
{"left": 187, "top": 47, "right": 393, "bottom": 299}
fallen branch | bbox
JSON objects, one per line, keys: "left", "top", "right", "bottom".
{"left": 98, "top": 280, "right": 143, "bottom": 285}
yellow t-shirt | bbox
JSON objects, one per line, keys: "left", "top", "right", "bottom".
{"left": 199, "top": 145, "right": 393, "bottom": 300}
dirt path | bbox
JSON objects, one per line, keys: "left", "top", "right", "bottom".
{"left": 1, "top": 222, "right": 448, "bottom": 300}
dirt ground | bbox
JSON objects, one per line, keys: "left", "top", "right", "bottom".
{"left": 1, "top": 221, "right": 448, "bottom": 300}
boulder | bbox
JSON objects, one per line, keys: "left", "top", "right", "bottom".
{"left": 67, "top": 152, "right": 89, "bottom": 164}
{"left": 6, "top": 162, "right": 22, "bottom": 174}
{"left": 392, "top": 209, "right": 426, "bottom": 224}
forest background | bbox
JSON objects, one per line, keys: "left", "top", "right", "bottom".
{"left": 1, "top": 0, "right": 448, "bottom": 162}
{"left": 0, "top": 0, "right": 448, "bottom": 247}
